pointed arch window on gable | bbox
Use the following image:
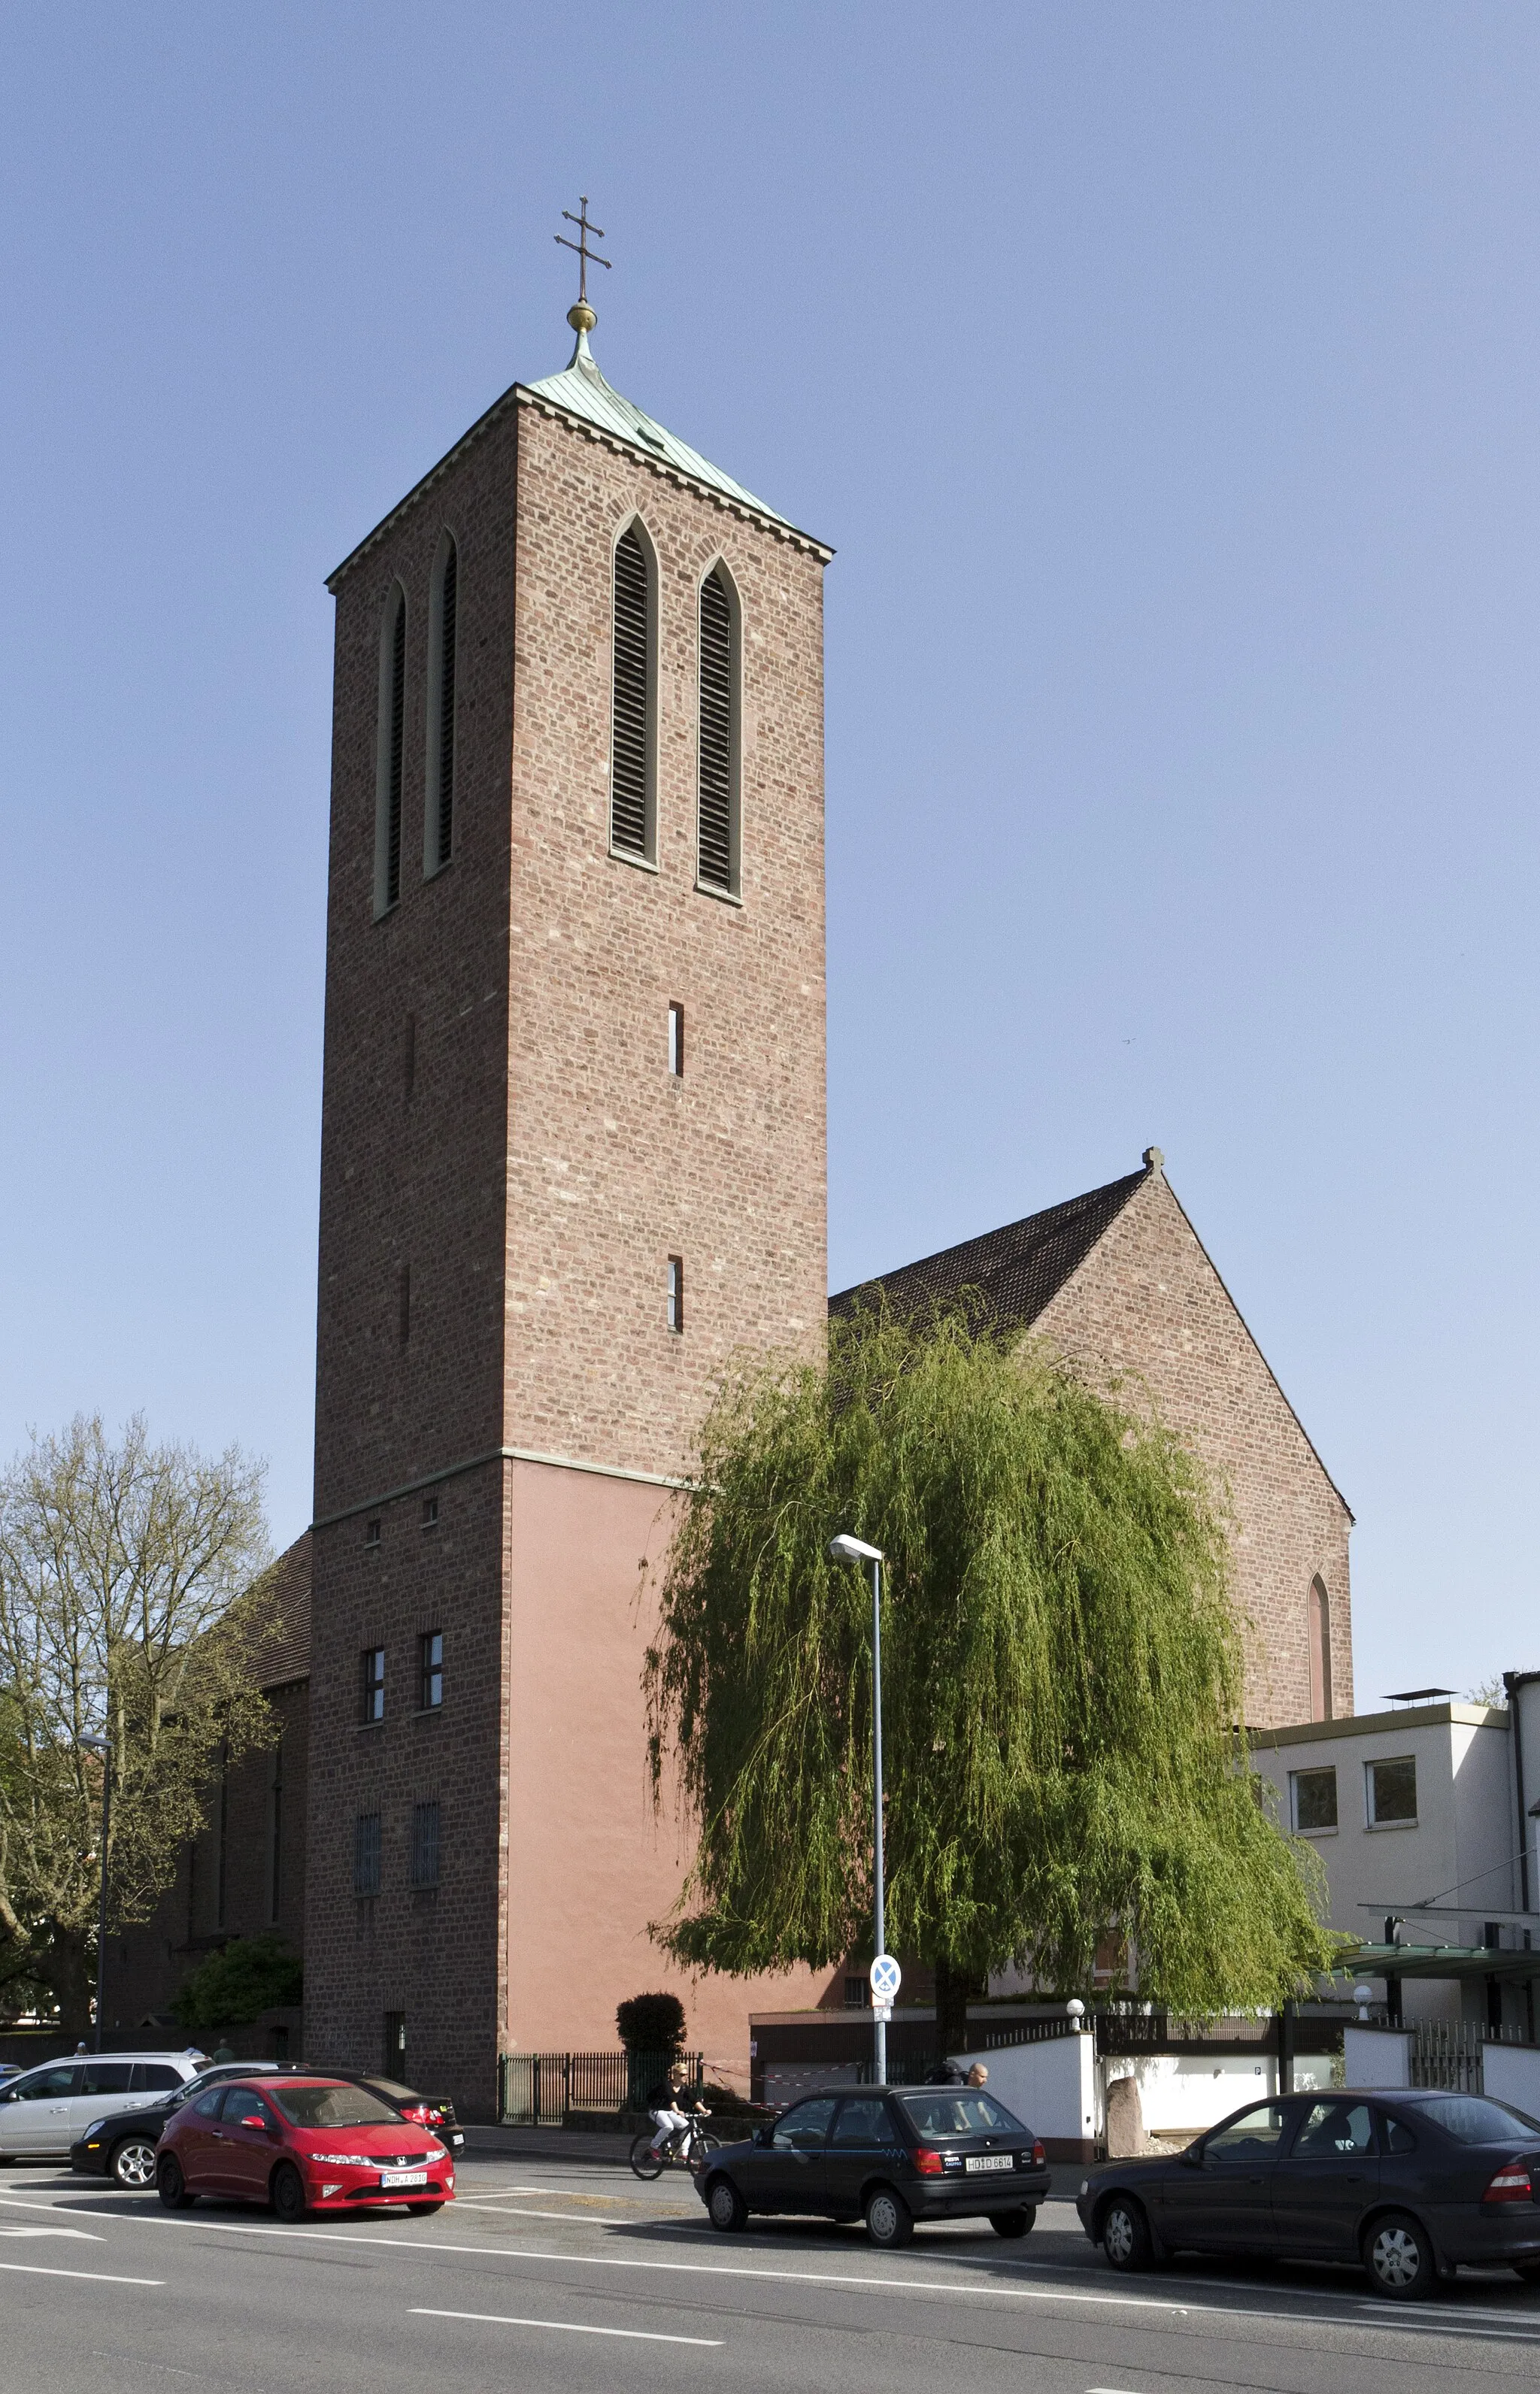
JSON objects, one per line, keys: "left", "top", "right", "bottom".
{"left": 1308, "top": 1576, "right": 1333, "bottom": 1723}
{"left": 425, "top": 532, "right": 459, "bottom": 876}
{"left": 697, "top": 564, "right": 740, "bottom": 897}
{"left": 611, "top": 522, "right": 656, "bottom": 865}
{"left": 374, "top": 581, "right": 407, "bottom": 917}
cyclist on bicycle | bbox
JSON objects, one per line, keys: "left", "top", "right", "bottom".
{"left": 646, "top": 2059, "right": 707, "bottom": 2157}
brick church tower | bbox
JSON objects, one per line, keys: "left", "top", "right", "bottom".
{"left": 305, "top": 277, "right": 832, "bottom": 2111}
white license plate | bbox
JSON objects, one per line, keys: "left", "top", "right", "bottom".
{"left": 379, "top": 2170, "right": 429, "bottom": 2188}
{"left": 965, "top": 2153, "right": 1013, "bottom": 2173}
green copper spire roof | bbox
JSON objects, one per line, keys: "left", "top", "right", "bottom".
{"left": 525, "top": 323, "right": 796, "bottom": 534}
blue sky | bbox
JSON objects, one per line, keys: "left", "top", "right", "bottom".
{"left": 2, "top": 4, "right": 1535, "bottom": 1705}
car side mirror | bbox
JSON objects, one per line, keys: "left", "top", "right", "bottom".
{"left": 755, "top": 2126, "right": 774, "bottom": 2147}
{"left": 238, "top": 2114, "right": 269, "bottom": 2132}
{"left": 1181, "top": 2142, "right": 1204, "bottom": 2168}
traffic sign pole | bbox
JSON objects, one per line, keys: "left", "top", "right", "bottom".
{"left": 871, "top": 1551, "right": 886, "bottom": 2087}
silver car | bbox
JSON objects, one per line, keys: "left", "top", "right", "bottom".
{"left": 0, "top": 2053, "right": 205, "bottom": 2159}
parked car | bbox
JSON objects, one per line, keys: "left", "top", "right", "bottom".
{"left": 71, "top": 2061, "right": 305, "bottom": 2188}
{"left": 0, "top": 2052, "right": 205, "bottom": 2162}
{"left": 156, "top": 2075, "right": 456, "bottom": 2221}
{"left": 1078, "top": 2086, "right": 1540, "bottom": 2299}
{"left": 332, "top": 2073, "right": 465, "bottom": 2157}
{"left": 696, "top": 2084, "right": 1051, "bottom": 2247}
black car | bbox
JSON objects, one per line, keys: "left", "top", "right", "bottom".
{"left": 697, "top": 2084, "right": 1051, "bottom": 2247}
{"left": 72, "top": 2062, "right": 303, "bottom": 2189}
{"left": 339, "top": 2074, "right": 465, "bottom": 2157}
{"left": 1078, "top": 2086, "right": 1540, "bottom": 2299}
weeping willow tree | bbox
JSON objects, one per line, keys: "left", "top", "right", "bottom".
{"left": 644, "top": 1302, "right": 1334, "bottom": 2051}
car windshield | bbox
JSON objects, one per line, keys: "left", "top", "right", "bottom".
{"left": 899, "top": 2092, "right": 1025, "bottom": 2138}
{"left": 269, "top": 2083, "right": 402, "bottom": 2129}
{"left": 1417, "top": 2095, "right": 1540, "bottom": 2144}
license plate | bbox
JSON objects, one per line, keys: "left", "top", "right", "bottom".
{"left": 379, "top": 2170, "right": 429, "bottom": 2188}
{"left": 965, "top": 2153, "right": 1012, "bottom": 2173}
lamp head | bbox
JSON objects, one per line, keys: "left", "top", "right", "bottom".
{"left": 828, "top": 1534, "right": 884, "bottom": 1564}
{"left": 78, "top": 1733, "right": 110, "bottom": 1752}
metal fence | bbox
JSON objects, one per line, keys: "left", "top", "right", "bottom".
{"left": 499, "top": 2050, "right": 703, "bottom": 2126}
{"left": 1408, "top": 2020, "right": 1525, "bottom": 2095}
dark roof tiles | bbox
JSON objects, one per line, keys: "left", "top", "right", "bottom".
{"left": 829, "top": 1167, "right": 1149, "bottom": 1332}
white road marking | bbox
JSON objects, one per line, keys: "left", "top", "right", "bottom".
{"left": 413, "top": 2304, "right": 722, "bottom": 2347}
{"left": 0, "top": 2262, "right": 162, "bottom": 2286}
{"left": 0, "top": 2225, "right": 102, "bottom": 2240}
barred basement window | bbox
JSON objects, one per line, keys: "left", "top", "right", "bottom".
{"left": 696, "top": 563, "right": 740, "bottom": 895}
{"left": 425, "top": 531, "right": 458, "bottom": 874}
{"left": 353, "top": 1811, "right": 382, "bottom": 1896}
{"left": 411, "top": 1801, "right": 441, "bottom": 1889}
{"left": 610, "top": 521, "right": 656, "bottom": 862}
{"left": 667, "top": 1254, "right": 684, "bottom": 1333}
{"left": 374, "top": 582, "right": 407, "bottom": 916}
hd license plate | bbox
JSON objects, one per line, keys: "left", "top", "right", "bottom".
{"left": 965, "top": 2153, "right": 1012, "bottom": 2173}
{"left": 379, "top": 2170, "right": 429, "bottom": 2188}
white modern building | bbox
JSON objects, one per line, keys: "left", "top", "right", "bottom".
{"left": 1251, "top": 1683, "right": 1540, "bottom": 2032}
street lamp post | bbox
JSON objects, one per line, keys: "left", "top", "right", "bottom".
{"left": 829, "top": 1534, "right": 887, "bottom": 2085}
{"left": 79, "top": 1732, "right": 111, "bottom": 2054}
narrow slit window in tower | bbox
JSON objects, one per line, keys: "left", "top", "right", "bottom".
{"left": 611, "top": 526, "right": 653, "bottom": 857}
{"left": 697, "top": 567, "right": 738, "bottom": 892}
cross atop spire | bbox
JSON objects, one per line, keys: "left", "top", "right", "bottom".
{"left": 556, "top": 196, "right": 611, "bottom": 335}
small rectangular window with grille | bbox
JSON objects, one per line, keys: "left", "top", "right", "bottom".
{"left": 420, "top": 1630, "right": 443, "bottom": 1709}
{"left": 843, "top": 1975, "right": 866, "bottom": 2009}
{"left": 360, "top": 1647, "right": 385, "bottom": 1725}
{"left": 353, "top": 1812, "right": 382, "bottom": 1896}
{"left": 422, "top": 1495, "right": 438, "bottom": 1529}
{"left": 668, "top": 1002, "right": 684, "bottom": 1077}
{"left": 667, "top": 1255, "right": 684, "bottom": 1333}
{"left": 365, "top": 1519, "right": 380, "bottom": 1549}
{"left": 411, "top": 1801, "right": 441, "bottom": 1889}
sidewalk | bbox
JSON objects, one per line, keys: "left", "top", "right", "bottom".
{"left": 462, "top": 2120, "right": 1087, "bottom": 2201}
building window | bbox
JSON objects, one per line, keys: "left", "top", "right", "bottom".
{"left": 425, "top": 531, "right": 458, "bottom": 874}
{"left": 268, "top": 1734, "right": 283, "bottom": 1921}
{"left": 411, "top": 1801, "right": 441, "bottom": 1889}
{"left": 843, "top": 1975, "right": 866, "bottom": 2009}
{"left": 1308, "top": 1577, "right": 1332, "bottom": 1723}
{"left": 374, "top": 581, "right": 407, "bottom": 917}
{"left": 399, "top": 1262, "right": 411, "bottom": 1346}
{"left": 422, "top": 1495, "right": 438, "bottom": 1529}
{"left": 420, "top": 1631, "right": 443, "bottom": 1710}
{"left": 365, "top": 1519, "right": 380, "bottom": 1549}
{"left": 667, "top": 1254, "right": 684, "bottom": 1333}
{"left": 403, "top": 1014, "right": 416, "bottom": 1104}
{"left": 1367, "top": 1756, "right": 1417, "bottom": 1827}
{"left": 353, "top": 1812, "right": 382, "bottom": 1896}
{"left": 668, "top": 1000, "right": 684, "bottom": 1077}
{"left": 696, "top": 563, "right": 740, "bottom": 895}
{"left": 383, "top": 2010, "right": 407, "bottom": 2074}
{"left": 360, "top": 1647, "right": 385, "bottom": 1725}
{"left": 1290, "top": 1765, "right": 1338, "bottom": 1833}
{"left": 611, "top": 521, "right": 656, "bottom": 862}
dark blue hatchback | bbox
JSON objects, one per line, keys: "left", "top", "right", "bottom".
{"left": 698, "top": 2084, "right": 1051, "bottom": 2247}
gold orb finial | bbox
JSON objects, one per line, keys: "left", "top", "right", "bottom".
{"left": 567, "top": 298, "right": 597, "bottom": 335}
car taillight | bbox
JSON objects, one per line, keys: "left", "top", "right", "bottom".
{"left": 1031, "top": 2141, "right": 1045, "bottom": 2166}
{"left": 911, "top": 2147, "right": 944, "bottom": 2177}
{"left": 399, "top": 2105, "right": 431, "bottom": 2123}
{"left": 1483, "top": 2163, "right": 1533, "bottom": 2205}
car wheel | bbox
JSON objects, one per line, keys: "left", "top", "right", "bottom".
{"left": 156, "top": 2155, "right": 195, "bottom": 2211}
{"left": 706, "top": 2176, "right": 748, "bottom": 2233}
{"left": 989, "top": 2206, "right": 1035, "bottom": 2238}
{"left": 1101, "top": 2195, "right": 1153, "bottom": 2271}
{"left": 1363, "top": 2211, "right": 1436, "bottom": 2300}
{"left": 111, "top": 2138, "right": 159, "bottom": 2191}
{"left": 271, "top": 2162, "right": 308, "bottom": 2224}
{"left": 865, "top": 2186, "right": 914, "bottom": 2249}
{"left": 1514, "top": 2259, "right": 1540, "bottom": 2283}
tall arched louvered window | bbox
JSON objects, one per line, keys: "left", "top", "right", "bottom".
{"left": 611, "top": 521, "right": 656, "bottom": 862}
{"left": 1308, "top": 1576, "right": 1332, "bottom": 1723}
{"left": 697, "top": 564, "right": 740, "bottom": 895}
{"left": 374, "top": 581, "right": 407, "bottom": 917}
{"left": 425, "top": 532, "right": 459, "bottom": 876}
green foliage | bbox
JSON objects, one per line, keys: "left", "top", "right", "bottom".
{"left": 170, "top": 1934, "right": 302, "bottom": 2031}
{"left": 616, "top": 1990, "right": 687, "bottom": 2053}
{"left": 644, "top": 1301, "right": 1335, "bottom": 2015}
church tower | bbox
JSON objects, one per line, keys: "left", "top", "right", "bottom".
{"left": 306, "top": 244, "right": 832, "bottom": 2110}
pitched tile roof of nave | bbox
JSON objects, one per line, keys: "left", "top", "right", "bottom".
{"left": 241, "top": 1529, "right": 312, "bottom": 1692}
{"left": 828, "top": 1165, "right": 1151, "bottom": 1333}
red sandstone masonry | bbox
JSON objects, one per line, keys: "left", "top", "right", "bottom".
{"left": 1033, "top": 1170, "right": 1354, "bottom": 1729}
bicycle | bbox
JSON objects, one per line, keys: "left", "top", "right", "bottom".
{"left": 629, "top": 2113, "right": 721, "bottom": 2180}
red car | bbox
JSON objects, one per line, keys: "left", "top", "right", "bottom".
{"left": 156, "top": 2075, "right": 455, "bottom": 2222}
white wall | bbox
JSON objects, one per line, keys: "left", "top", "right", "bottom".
{"left": 1343, "top": 2025, "right": 1412, "bottom": 2087}
{"left": 1484, "top": 2041, "right": 1540, "bottom": 2120}
{"left": 950, "top": 2039, "right": 1096, "bottom": 2147}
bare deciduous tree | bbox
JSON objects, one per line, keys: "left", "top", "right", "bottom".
{"left": 0, "top": 1414, "right": 273, "bottom": 2031}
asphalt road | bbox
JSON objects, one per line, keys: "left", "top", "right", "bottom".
{"left": 5, "top": 2142, "right": 1540, "bottom": 2393}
